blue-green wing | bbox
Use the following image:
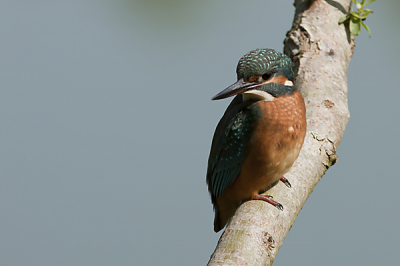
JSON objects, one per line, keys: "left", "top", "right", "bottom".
{"left": 206, "top": 95, "right": 254, "bottom": 198}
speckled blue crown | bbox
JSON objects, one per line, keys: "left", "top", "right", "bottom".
{"left": 236, "top": 49, "right": 294, "bottom": 81}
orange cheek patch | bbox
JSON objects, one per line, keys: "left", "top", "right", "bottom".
{"left": 248, "top": 76, "right": 260, "bottom": 82}
{"left": 270, "top": 75, "right": 289, "bottom": 85}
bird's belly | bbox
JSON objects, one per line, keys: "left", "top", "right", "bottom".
{"left": 244, "top": 133, "right": 302, "bottom": 192}
{"left": 222, "top": 130, "right": 303, "bottom": 203}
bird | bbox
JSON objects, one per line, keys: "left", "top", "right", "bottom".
{"left": 206, "top": 48, "right": 307, "bottom": 232}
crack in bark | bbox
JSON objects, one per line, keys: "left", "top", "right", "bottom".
{"left": 311, "top": 132, "right": 338, "bottom": 170}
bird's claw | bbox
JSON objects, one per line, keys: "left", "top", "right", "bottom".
{"left": 253, "top": 194, "right": 284, "bottom": 211}
{"left": 280, "top": 176, "right": 291, "bottom": 188}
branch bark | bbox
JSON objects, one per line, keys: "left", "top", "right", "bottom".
{"left": 207, "top": 0, "right": 354, "bottom": 265}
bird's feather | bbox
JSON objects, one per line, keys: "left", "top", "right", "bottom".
{"left": 206, "top": 95, "right": 255, "bottom": 200}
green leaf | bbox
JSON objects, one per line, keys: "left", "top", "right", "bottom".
{"left": 359, "top": 10, "right": 371, "bottom": 19}
{"left": 364, "top": 0, "right": 376, "bottom": 6}
{"left": 350, "top": 17, "right": 361, "bottom": 35}
{"left": 352, "top": 0, "right": 357, "bottom": 4}
{"left": 361, "top": 22, "right": 371, "bottom": 37}
{"left": 338, "top": 14, "right": 350, "bottom": 24}
{"left": 350, "top": 11, "right": 362, "bottom": 19}
{"left": 355, "top": 1, "right": 362, "bottom": 9}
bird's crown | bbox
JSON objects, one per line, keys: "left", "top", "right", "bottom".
{"left": 236, "top": 48, "right": 294, "bottom": 81}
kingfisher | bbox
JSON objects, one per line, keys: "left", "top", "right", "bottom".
{"left": 206, "top": 48, "right": 307, "bottom": 232}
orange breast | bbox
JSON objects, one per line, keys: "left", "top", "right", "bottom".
{"left": 220, "top": 90, "right": 306, "bottom": 203}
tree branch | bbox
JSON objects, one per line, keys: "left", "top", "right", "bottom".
{"left": 207, "top": 0, "right": 354, "bottom": 265}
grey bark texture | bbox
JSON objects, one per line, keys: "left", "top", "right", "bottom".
{"left": 207, "top": 0, "right": 354, "bottom": 265}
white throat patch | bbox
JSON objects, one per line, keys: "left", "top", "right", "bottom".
{"left": 242, "top": 90, "right": 275, "bottom": 102}
{"left": 284, "top": 80, "right": 294, "bottom": 86}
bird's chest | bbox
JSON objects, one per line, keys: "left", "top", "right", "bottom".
{"left": 244, "top": 92, "right": 306, "bottom": 185}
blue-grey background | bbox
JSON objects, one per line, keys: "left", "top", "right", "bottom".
{"left": 1, "top": 1, "right": 398, "bottom": 265}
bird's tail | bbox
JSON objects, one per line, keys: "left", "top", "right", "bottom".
{"left": 213, "top": 197, "right": 239, "bottom": 233}
{"left": 213, "top": 208, "right": 223, "bottom": 233}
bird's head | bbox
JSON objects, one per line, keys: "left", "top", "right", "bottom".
{"left": 212, "top": 48, "right": 295, "bottom": 101}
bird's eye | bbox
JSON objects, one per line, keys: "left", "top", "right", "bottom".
{"left": 262, "top": 72, "right": 273, "bottom": 81}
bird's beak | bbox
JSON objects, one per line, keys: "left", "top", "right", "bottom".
{"left": 211, "top": 78, "right": 259, "bottom": 100}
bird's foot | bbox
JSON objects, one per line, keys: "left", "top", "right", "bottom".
{"left": 253, "top": 194, "right": 283, "bottom": 211}
{"left": 280, "top": 176, "right": 291, "bottom": 188}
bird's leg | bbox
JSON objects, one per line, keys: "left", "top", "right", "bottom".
{"left": 280, "top": 176, "right": 291, "bottom": 188}
{"left": 253, "top": 194, "right": 283, "bottom": 210}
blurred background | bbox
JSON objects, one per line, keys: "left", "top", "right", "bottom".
{"left": 1, "top": 0, "right": 399, "bottom": 265}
